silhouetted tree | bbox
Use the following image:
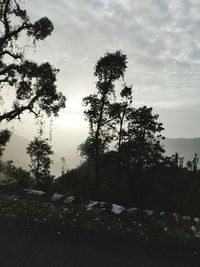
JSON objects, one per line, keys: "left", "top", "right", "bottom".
{"left": 186, "top": 160, "right": 193, "bottom": 171}
{"left": 120, "top": 106, "right": 165, "bottom": 201}
{"left": 173, "top": 152, "right": 179, "bottom": 168}
{"left": 110, "top": 85, "right": 133, "bottom": 151}
{"left": 123, "top": 106, "right": 164, "bottom": 170}
{"left": 0, "top": 129, "right": 11, "bottom": 157}
{"left": 186, "top": 154, "right": 199, "bottom": 172}
{"left": 179, "top": 156, "right": 184, "bottom": 168}
{"left": 107, "top": 85, "right": 133, "bottom": 193}
{"left": 26, "top": 136, "right": 54, "bottom": 190}
{"left": 0, "top": 0, "right": 66, "bottom": 152}
{"left": 81, "top": 51, "right": 127, "bottom": 196}
{"left": 192, "top": 153, "right": 198, "bottom": 172}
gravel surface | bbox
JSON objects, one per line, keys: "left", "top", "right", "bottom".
{"left": 0, "top": 221, "right": 199, "bottom": 267}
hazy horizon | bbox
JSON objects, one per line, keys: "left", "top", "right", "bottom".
{"left": 3, "top": 132, "right": 200, "bottom": 176}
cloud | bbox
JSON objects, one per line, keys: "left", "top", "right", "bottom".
{"left": 21, "top": 0, "right": 200, "bottom": 138}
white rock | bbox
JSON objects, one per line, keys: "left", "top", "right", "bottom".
{"left": 24, "top": 189, "right": 45, "bottom": 196}
{"left": 160, "top": 212, "right": 165, "bottom": 216}
{"left": 111, "top": 204, "right": 125, "bottom": 215}
{"left": 86, "top": 201, "right": 99, "bottom": 211}
{"left": 195, "top": 232, "right": 200, "bottom": 238}
{"left": 173, "top": 213, "right": 179, "bottom": 221}
{"left": 194, "top": 217, "right": 200, "bottom": 223}
{"left": 191, "top": 226, "right": 200, "bottom": 237}
{"left": 191, "top": 226, "right": 197, "bottom": 232}
{"left": 64, "top": 196, "right": 75, "bottom": 203}
{"left": 127, "top": 208, "right": 138, "bottom": 214}
{"left": 100, "top": 202, "right": 106, "bottom": 207}
{"left": 6, "top": 195, "right": 18, "bottom": 201}
{"left": 52, "top": 193, "right": 64, "bottom": 202}
{"left": 144, "top": 209, "right": 154, "bottom": 216}
{"left": 183, "top": 216, "right": 191, "bottom": 221}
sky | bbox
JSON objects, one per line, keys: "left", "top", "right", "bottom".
{"left": 9, "top": 0, "right": 200, "bottom": 167}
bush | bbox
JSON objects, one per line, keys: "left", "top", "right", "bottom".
{"left": 1, "top": 161, "right": 34, "bottom": 190}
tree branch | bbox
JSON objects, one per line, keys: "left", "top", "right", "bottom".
{"left": 0, "top": 94, "right": 39, "bottom": 122}
{"left": 0, "top": 73, "right": 10, "bottom": 83}
{"left": 0, "top": 19, "right": 30, "bottom": 49}
{"left": 0, "top": 50, "right": 23, "bottom": 60}
{"left": 3, "top": 0, "right": 10, "bottom": 36}
{"left": 0, "top": 63, "right": 18, "bottom": 76}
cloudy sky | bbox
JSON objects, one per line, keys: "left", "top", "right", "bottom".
{"left": 10, "top": 0, "right": 200, "bottom": 166}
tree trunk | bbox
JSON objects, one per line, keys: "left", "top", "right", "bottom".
{"left": 94, "top": 90, "right": 107, "bottom": 199}
{"left": 94, "top": 155, "right": 101, "bottom": 199}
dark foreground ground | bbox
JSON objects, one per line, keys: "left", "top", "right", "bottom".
{"left": 0, "top": 221, "right": 199, "bottom": 267}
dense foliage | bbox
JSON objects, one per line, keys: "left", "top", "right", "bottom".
{"left": 0, "top": 160, "right": 33, "bottom": 190}
{"left": 0, "top": 0, "right": 66, "bottom": 151}
{"left": 0, "top": 130, "right": 11, "bottom": 157}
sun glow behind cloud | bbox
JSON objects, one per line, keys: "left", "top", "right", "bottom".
{"left": 11, "top": 0, "right": 200, "bottom": 145}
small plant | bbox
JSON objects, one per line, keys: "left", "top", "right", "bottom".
{"left": 27, "top": 136, "right": 54, "bottom": 190}
{"left": 2, "top": 161, "right": 33, "bottom": 190}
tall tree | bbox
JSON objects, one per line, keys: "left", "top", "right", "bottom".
{"left": 120, "top": 106, "right": 165, "bottom": 201}
{"left": 81, "top": 51, "right": 127, "bottom": 196}
{"left": 0, "top": 0, "right": 66, "bottom": 151}
{"left": 124, "top": 106, "right": 165, "bottom": 170}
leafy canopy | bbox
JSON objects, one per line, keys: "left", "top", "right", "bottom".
{"left": 0, "top": 0, "right": 66, "bottom": 123}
